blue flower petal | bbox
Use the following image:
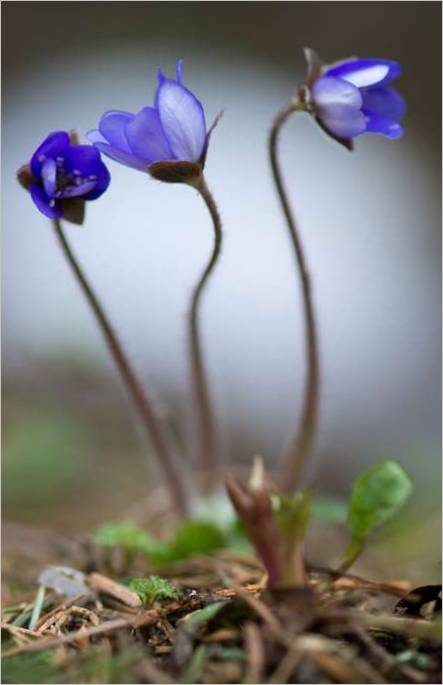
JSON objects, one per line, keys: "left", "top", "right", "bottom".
{"left": 318, "top": 104, "right": 367, "bottom": 139}
{"left": 325, "top": 59, "right": 401, "bottom": 88}
{"left": 30, "top": 183, "right": 63, "bottom": 219}
{"left": 363, "top": 113, "right": 404, "bottom": 139}
{"left": 41, "top": 158, "right": 57, "bottom": 197}
{"left": 30, "top": 131, "right": 70, "bottom": 177}
{"left": 87, "top": 130, "right": 108, "bottom": 145}
{"left": 125, "top": 107, "right": 174, "bottom": 162}
{"left": 98, "top": 111, "right": 134, "bottom": 152}
{"left": 82, "top": 162, "right": 111, "bottom": 200}
{"left": 155, "top": 75, "right": 207, "bottom": 162}
{"left": 62, "top": 145, "right": 103, "bottom": 175}
{"left": 361, "top": 87, "right": 406, "bottom": 120}
{"left": 312, "top": 76, "right": 363, "bottom": 109}
{"left": 91, "top": 141, "right": 149, "bottom": 172}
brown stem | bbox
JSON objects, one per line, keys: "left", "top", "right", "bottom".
{"left": 269, "top": 101, "right": 320, "bottom": 492}
{"left": 52, "top": 218, "right": 189, "bottom": 517}
{"left": 188, "top": 176, "right": 223, "bottom": 493}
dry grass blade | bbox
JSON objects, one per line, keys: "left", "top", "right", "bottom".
{"left": 231, "top": 584, "right": 284, "bottom": 642}
{"left": 352, "top": 610, "right": 441, "bottom": 643}
{"left": 352, "top": 625, "right": 427, "bottom": 683}
{"left": 310, "top": 565, "right": 412, "bottom": 596}
{"left": 1, "top": 623, "right": 41, "bottom": 643}
{"left": 87, "top": 572, "right": 142, "bottom": 608}
{"left": 295, "top": 634, "right": 385, "bottom": 684}
{"left": 242, "top": 621, "right": 265, "bottom": 684}
{"left": 268, "top": 646, "right": 302, "bottom": 684}
{"left": 2, "top": 609, "right": 160, "bottom": 659}
{"left": 36, "top": 606, "right": 100, "bottom": 635}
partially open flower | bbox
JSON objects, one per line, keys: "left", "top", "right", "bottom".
{"left": 17, "top": 131, "right": 110, "bottom": 223}
{"left": 302, "top": 48, "right": 405, "bottom": 149}
{"left": 88, "top": 60, "right": 215, "bottom": 184}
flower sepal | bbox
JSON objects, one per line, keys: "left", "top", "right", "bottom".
{"left": 148, "top": 159, "right": 203, "bottom": 186}
{"left": 17, "top": 164, "right": 35, "bottom": 191}
{"left": 59, "top": 198, "right": 86, "bottom": 226}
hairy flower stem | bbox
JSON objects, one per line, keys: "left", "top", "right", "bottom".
{"left": 269, "top": 100, "right": 320, "bottom": 493}
{"left": 52, "top": 218, "right": 189, "bottom": 517}
{"left": 188, "top": 176, "right": 223, "bottom": 494}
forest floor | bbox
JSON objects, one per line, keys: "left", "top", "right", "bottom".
{"left": 2, "top": 526, "right": 441, "bottom": 685}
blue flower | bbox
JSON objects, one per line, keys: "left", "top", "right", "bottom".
{"left": 18, "top": 131, "right": 110, "bottom": 220}
{"left": 87, "top": 60, "right": 210, "bottom": 178}
{"left": 306, "top": 52, "right": 405, "bottom": 144}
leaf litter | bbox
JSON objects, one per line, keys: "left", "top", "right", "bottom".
{"left": 1, "top": 547, "right": 441, "bottom": 684}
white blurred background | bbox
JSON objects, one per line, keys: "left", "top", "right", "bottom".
{"left": 2, "top": 3, "right": 441, "bottom": 561}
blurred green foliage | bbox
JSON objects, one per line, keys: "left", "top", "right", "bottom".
{"left": 2, "top": 413, "right": 87, "bottom": 502}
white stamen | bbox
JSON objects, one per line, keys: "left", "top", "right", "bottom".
{"left": 49, "top": 199, "right": 56, "bottom": 207}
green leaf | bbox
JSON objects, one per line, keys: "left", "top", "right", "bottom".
{"left": 217, "top": 646, "right": 246, "bottom": 661}
{"left": 92, "top": 521, "right": 168, "bottom": 558}
{"left": 347, "top": 460, "right": 413, "bottom": 542}
{"left": 128, "top": 576, "right": 180, "bottom": 605}
{"left": 93, "top": 518, "right": 227, "bottom": 566}
{"left": 165, "top": 520, "right": 226, "bottom": 562}
{"left": 180, "top": 645, "right": 207, "bottom": 684}
{"left": 182, "top": 601, "right": 225, "bottom": 630}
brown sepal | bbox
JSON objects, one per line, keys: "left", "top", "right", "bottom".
{"left": 69, "top": 130, "right": 80, "bottom": 146}
{"left": 148, "top": 160, "right": 202, "bottom": 185}
{"left": 61, "top": 198, "right": 86, "bottom": 226}
{"left": 302, "top": 47, "right": 323, "bottom": 90}
{"left": 17, "top": 164, "right": 36, "bottom": 191}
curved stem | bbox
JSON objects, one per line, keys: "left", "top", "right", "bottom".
{"left": 188, "top": 176, "right": 223, "bottom": 493}
{"left": 52, "top": 218, "right": 189, "bottom": 517}
{"left": 269, "top": 101, "right": 320, "bottom": 492}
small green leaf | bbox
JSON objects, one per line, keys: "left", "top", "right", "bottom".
{"left": 180, "top": 645, "right": 207, "bottom": 684}
{"left": 347, "top": 460, "right": 413, "bottom": 542}
{"left": 217, "top": 646, "right": 246, "bottom": 661}
{"left": 166, "top": 520, "right": 226, "bottom": 562}
{"left": 128, "top": 576, "right": 180, "bottom": 605}
{"left": 92, "top": 521, "right": 168, "bottom": 558}
{"left": 182, "top": 601, "right": 225, "bottom": 630}
{"left": 396, "top": 650, "right": 430, "bottom": 670}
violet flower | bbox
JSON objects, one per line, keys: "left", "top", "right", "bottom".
{"left": 88, "top": 60, "right": 212, "bottom": 184}
{"left": 303, "top": 49, "right": 405, "bottom": 147}
{"left": 18, "top": 131, "right": 110, "bottom": 222}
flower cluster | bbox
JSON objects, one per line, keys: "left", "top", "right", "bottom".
{"left": 18, "top": 131, "right": 110, "bottom": 221}
{"left": 87, "top": 60, "right": 209, "bottom": 180}
{"left": 19, "top": 52, "right": 405, "bottom": 218}
{"left": 304, "top": 49, "right": 405, "bottom": 145}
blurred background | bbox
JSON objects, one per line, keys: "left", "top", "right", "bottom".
{"left": 2, "top": 2, "right": 441, "bottom": 581}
